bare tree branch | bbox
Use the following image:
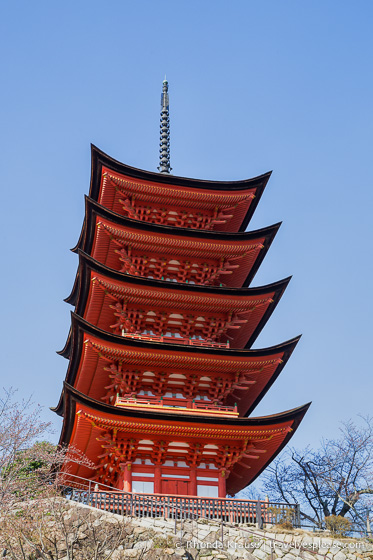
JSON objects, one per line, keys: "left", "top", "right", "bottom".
{"left": 260, "top": 416, "right": 373, "bottom": 534}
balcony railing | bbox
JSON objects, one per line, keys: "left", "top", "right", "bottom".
{"left": 60, "top": 474, "right": 300, "bottom": 527}
{"left": 121, "top": 330, "right": 230, "bottom": 348}
{"left": 114, "top": 395, "right": 238, "bottom": 417}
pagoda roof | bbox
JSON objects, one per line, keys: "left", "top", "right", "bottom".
{"left": 55, "top": 313, "right": 300, "bottom": 417}
{"left": 71, "top": 196, "right": 280, "bottom": 288}
{"left": 88, "top": 145, "right": 271, "bottom": 232}
{"left": 67, "top": 251, "right": 290, "bottom": 349}
{"left": 57, "top": 383, "right": 310, "bottom": 494}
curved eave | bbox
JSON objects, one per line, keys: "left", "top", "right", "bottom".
{"left": 75, "top": 248, "right": 290, "bottom": 303}
{"left": 57, "top": 325, "right": 72, "bottom": 358}
{"left": 53, "top": 312, "right": 301, "bottom": 417}
{"left": 241, "top": 336, "right": 299, "bottom": 416}
{"left": 58, "top": 382, "right": 310, "bottom": 447}
{"left": 57, "top": 383, "right": 310, "bottom": 490}
{"left": 70, "top": 251, "right": 290, "bottom": 348}
{"left": 88, "top": 145, "right": 271, "bottom": 231}
{"left": 67, "top": 207, "right": 279, "bottom": 301}
{"left": 227, "top": 401, "right": 310, "bottom": 494}
{"left": 90, "top": 144, "right": 272, "bottom": 192}
{"left": 65, "top": 272, "right": 80, "bottom": 306}
{"left": 71, "top": 196, "right": 281, "bottom": 260}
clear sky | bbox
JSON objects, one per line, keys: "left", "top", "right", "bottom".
{"left": 0, "top": 1, "right": 372, "bottom": 453}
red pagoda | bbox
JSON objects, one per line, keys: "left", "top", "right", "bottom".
{"left": 55, "top": 79, "right": 309, "bottom": 498}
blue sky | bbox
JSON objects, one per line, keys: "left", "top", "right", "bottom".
{"left": 0, "top": 1, "right": 372, "bottom": 453}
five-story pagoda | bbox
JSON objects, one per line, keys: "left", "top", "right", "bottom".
{"left": 54, "top": 79, "right": 309, "bottom": 498}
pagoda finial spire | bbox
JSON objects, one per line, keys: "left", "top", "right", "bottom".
{"left": 158, "top": 77, "right": 171, "bottom": 174}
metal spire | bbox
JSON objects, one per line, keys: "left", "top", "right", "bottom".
{"left": 158, "top": 77, "right": 171, "bottom": 173}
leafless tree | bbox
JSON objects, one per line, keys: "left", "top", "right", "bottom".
{"left": 0, "top": 388, "right": 132, "bottom": 559}
{"left": 2, "top": 497, "right": 132, "bottom": 560}
{"left": 262, "top": 417, "right": 373, "bottom": 535}
{"left": 0, "top": 388, "right": 53, "bottom": 514}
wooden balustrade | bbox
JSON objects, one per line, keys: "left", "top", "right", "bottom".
{"left": 115, "top": 395, "right": 238, "bottom": 416}
{"left": 61, "top": 481, "right": 300, "bottom": 527}
{"left": 120, "top": 331, "right": 230, "bottom": 348}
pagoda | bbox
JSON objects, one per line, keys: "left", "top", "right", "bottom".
{"left": 55, "top": 79, "right": 309, "bottom": 498}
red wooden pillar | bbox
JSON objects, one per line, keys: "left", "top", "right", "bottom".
{"left": 190, "top": 467, "right": 197, "bottom": 496}
{"left": 122, "top": 462, "right": 132, "bottom": 492}
{"left": 218, "top": 469, "right": 227, "bottom": 498}
{"left": 154, "top": 464, "right": 161, "bottom": 494}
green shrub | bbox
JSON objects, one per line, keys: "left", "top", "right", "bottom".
{"left": 267, "top": 506, "right": 295, "bottom": 530}
{"left": 325, "top": 515, "right": 352, "bottom": 537}
{"left": 153, "top": 534, "right": 174, "bottom": 548}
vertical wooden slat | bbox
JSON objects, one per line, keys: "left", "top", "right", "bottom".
{"left": 61, "top": 483, "right": 301, "bottom": 530}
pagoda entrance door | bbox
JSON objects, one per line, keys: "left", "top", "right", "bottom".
{"left": 161, "top": 478, "right": 190, "bottom": 496}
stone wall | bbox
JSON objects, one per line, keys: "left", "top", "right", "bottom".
{"left": 6, "top": 500, "right": 372, "bottom": 560}
{"left": 126, "top": 514, "right": 373, "bottom": 560}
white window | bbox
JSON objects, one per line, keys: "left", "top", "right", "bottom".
{"left": 161, "top": 474, "right": 189, "bottom": 479}
{"left": 197, "top": 477, "right": 218, "bottom": 482}
{"left": 132, "top": 481, "right": 154, "bottom": 493}
{"left": 197, "top": 485, "right": 219, "bottom": 498}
